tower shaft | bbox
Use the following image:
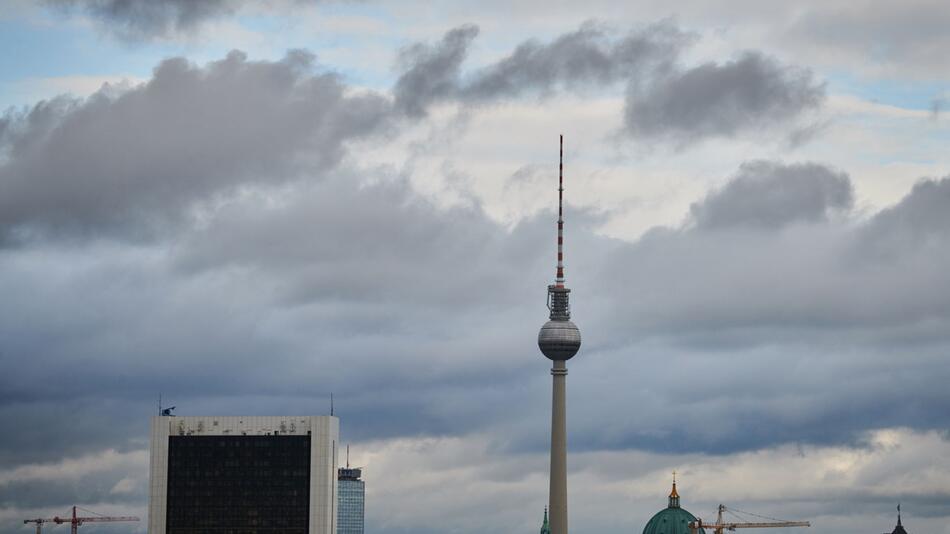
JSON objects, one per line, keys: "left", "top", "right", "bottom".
{"left": 549, "top": 359, "right": 568, "bottom": 534}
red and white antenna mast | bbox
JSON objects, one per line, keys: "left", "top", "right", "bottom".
{"left": 556, "top": 134, "right": 565, "bottom": 288}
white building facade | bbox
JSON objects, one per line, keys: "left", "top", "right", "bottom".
{"left": 148, "top": 415, "right": 339, "bottom": 534}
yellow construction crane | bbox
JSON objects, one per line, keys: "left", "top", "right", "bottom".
{"left": 689, "top": 504, "right": 810, "bottom": 534}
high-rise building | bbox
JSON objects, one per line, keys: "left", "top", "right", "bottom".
{"left": 337, "top": 465, "right": 365, "bottom": 534}
{"left": 537, "top": 135, "right": 582, "bottom": 534}
{"left": 148, "top": 415, "right": 339, "bottom": 534}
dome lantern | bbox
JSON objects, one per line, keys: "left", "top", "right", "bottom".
{"left": 669, "top": 471, "right": 681, "bottom": 508}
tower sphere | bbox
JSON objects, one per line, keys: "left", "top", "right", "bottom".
{"left": 538, "top": 319, "right": 581, "bottom": 361}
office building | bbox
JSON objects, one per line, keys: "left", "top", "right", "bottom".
{"left": 337, "top": 465, "right": 365, "bottom": 534}
{"left": 148, "top": 415, "right": 339, "bottom": 534}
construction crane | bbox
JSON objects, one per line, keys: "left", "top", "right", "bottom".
{"left": 689, "top": 504, "right": 810, "bottom": 534}
{"left": 22, "top": 518, "right": 51, "bottom": 534}
{"left": 24, "top": 506, "right": 139, "bottom": 534}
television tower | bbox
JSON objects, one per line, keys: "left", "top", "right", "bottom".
{"left": 538, "top": 135, "right": 581, "bottom": 534}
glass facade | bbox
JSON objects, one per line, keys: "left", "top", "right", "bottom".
{"left": 337, "top": 468, "right": 364, "bottom": 534}
{"left": 166, "top": 435, "right": 311, "bottom": 534}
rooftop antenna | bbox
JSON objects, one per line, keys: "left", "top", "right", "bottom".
{"left": 346, "top": 444, "right": 351, "bottom": 469}
{"left": 158, "top": 394, "right": 175, "bottom": 416}
{"left": 330, "top": 393, "right": 334, "bottom": 417}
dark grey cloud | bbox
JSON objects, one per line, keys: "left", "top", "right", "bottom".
{"left": 393, "top": 23, "right": 822, "bottom": 144}
{"left": 624, "top": 52, "right": 825, "bottom": 143}
{"left": 599, "top": 168, "right": 950, "bottom": 340}
{"left": 689, "top": 160, "right": 853, "bottom": 230}
{"left": 174, "top": 174, "right": 541, "bottom": 309}
{"left": 0, "top": 50, "right": 391, "bottom": 243}
{"left": 394, "top": 25, "right": 480, "bottom": 117}
{"left": 48, "top": 0, "right": 238, "bottom": 39}
{"left": 4, "top": 160, "right": 948, "bottom": 463}
{"left": 458, "top": 22, "right": 688, "bottom": 102}
{"left": 394, "top": 21, "right": 689, "bottom": 117}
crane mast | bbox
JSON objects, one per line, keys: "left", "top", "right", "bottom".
{"left": 22, "top": 518, "right": 49, "bottom": 534}
{"left": 689, "top": 504, "right": 810, "bottom": 534}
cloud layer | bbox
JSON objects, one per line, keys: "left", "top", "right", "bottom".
{"left": 0, "top": 12, "right": 946, "bottom": 534}
{"left": 47, "top": 0, "right": 239, "bottom": 39}
{"left": 625, "top": 52, "right": 825, "bottom": 144}
{"left": 0, "top": 50, "right": 390, "bottom": 242}
{"left": 689, "top": 161, "right": 853, "bottom": 229}
{"left": 393, "top": 23, "right": 823, "bottom": 144}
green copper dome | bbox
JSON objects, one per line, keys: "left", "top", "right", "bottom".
{"left": 642, "top": 481, "right": 705, "bottom": 534}
{"left": 643, "top": 505, "right": 704, "bottom": 534}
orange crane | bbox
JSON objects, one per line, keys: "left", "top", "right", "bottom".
{"left": 24, "top": 506, "right": 139, "bottom": 534}
{"left": 689, "top": 504, "right": 810, "bottom": 534}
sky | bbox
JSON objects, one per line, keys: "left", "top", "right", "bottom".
{"left": 0, "top": 1, "right": 949, "bottom": 533}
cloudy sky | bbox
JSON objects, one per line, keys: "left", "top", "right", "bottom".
{"left": 1, "top": 1, "right": 949, "bottom": 533}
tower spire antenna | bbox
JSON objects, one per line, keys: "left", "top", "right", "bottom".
{"left": 556, "top": 134, "right": 565, "bottom": 287}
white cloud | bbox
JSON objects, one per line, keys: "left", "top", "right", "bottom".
{"left": 357, "top": 428, "right": 950, "bottom": 534}
{"left": 0, "top": 448, "right": 146, "bottom": 486}
{"left": 110, "top": 476, "right": 137, "bottom": 494}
